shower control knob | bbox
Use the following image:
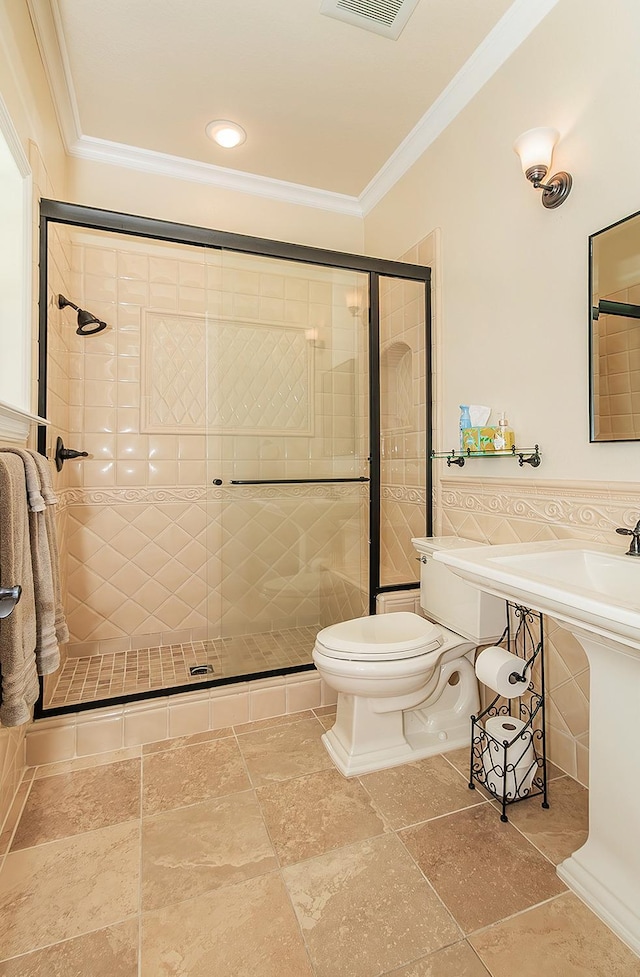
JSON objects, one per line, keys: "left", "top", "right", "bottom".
{"left": 212, "top": 479, "right": 223, "bottom": 485}
{"left": 54, "top": 436, "right": 89, "bottom": 472}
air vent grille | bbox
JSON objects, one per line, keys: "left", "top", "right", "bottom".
{"left": 320, "top": 0, "right": 420, "bottom": 39}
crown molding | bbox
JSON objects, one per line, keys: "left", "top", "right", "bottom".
{"left": 70, "top": 135, "right": 364, "bottom": 216}
{"left": 25, "top": 0, "right": 81, "bottom": 149}
{"left": 28, "top": 0, "right": 560, "bottom": 218}
{"left": 359, "top": 0, "right": 561, "bottom": 214}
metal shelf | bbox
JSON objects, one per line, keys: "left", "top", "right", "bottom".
{"left": 431, "top": 445, "right": 541, "bottom": 468}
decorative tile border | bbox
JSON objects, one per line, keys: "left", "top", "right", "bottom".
{"left": 382, "top": 485, "right": 427, "bottom": 504}
{"left": 439, "top": 476, "right": 640, "bottom": 538}
{"left": 58, "top": 482, "right": 369, "bottom": 508}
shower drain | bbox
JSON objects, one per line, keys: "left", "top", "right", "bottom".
{"left": 189, "top": 664, "right": 215, "bottom": 676}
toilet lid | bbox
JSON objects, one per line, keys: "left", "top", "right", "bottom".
{"left": 315, "top": 612, "right": 443, "bottom": 661}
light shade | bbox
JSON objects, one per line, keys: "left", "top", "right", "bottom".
{"left": 513, "top": 127, "right": 559, "bottom": 179}
{"left": 205, "top": 120, "right": 247, "bottom": 149}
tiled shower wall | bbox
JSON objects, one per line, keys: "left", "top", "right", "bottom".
{"left": 46, "top": 232, "right": 369, "bottom": 655}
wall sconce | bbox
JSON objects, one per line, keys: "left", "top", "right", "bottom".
{"left": 346, "top": 288, "right": 364, "bottom": 317}
{"left": 513, "top": 127, "right": 572, "bottom": 209}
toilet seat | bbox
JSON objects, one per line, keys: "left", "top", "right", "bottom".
{"left": 315, "top": 611, "right": 442, "bottom": 661}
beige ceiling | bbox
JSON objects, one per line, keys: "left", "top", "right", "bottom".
{"left": 49, "top": 0, "right": 516, "bottom": 197}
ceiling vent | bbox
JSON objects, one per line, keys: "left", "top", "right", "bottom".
{"left": 320, "top": 0, "right": 420, "bottom": 40}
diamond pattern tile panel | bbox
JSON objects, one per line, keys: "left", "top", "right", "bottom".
{"left": 210, "top": 321, "right": 312, "bottom": 433}
{"left": 143, "top": 313, "right": 207, "bottom": 431}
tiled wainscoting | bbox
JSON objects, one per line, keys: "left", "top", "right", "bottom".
{"left": 436, "top": 475, "right": 640, "bottom": 786}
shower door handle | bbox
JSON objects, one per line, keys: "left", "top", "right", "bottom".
{"left": 0, "top": 585, "right": 21, "bottom": 619}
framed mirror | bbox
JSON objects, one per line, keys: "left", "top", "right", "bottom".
{"left": 590, "top": 209, "right": 640, "bottom": 441}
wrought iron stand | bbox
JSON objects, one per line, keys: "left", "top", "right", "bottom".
{"left": 469, "top": 603, "right": 548, "bottom": 822}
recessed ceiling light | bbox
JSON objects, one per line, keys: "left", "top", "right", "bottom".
{"left": 205, "top": 120, "right": 246, "bottom": 149}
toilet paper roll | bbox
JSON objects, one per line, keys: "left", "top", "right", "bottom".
{"left": 475, "top": 646, "right": 530, "bottom": 699}
{"left": 483, "top": 716, "right": 536, "bottom": 798}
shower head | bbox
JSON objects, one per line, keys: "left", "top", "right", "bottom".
{"left": 57, "top": 294, "right": 108, "bottom": 336}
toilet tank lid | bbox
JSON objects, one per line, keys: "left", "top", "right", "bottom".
{"left": 315, "top": 612, "right": 442, "bottom": 660}
{"left": 412, "top": 535, "right": 488, "bottom": 556}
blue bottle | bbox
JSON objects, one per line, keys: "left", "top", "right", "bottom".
{"left": 459, "top": 405, "right": 471, "bottom": 449}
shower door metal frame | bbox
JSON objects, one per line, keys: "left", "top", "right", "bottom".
{"left": 36, "top": 198, "right": 432, "bottom": 717}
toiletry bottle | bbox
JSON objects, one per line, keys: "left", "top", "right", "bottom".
{"left": 459, "top": 405, "right": 471, "bottom": 450}
{"left": 494, "top": 411, "right": 515, "bottom": 451}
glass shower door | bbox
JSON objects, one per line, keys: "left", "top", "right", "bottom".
{"left": 378, "top": 274, "right": 429, "bottom": 589}
{"left": 204, "top": 249, "right": 370, "bottom": 678}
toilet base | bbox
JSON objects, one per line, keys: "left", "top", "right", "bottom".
{"left": 322, "top": 721, "right": 472, "bottom": 777}
{"left": 322, "top": 656, "right": 480, "bottom": 777}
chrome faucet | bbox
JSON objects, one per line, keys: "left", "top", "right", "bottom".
{"left": 616, "top": 519, "right": 640, "bottom": 556}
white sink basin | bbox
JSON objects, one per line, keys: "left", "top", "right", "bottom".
{"left": 434, "top": 539, "right": 640, "bottom": 654}
{"left": 434, "top": 536, "right": 640, "bottom": 956}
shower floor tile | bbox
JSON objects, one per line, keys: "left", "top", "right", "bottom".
{"left": 45, "top": 626, "right": 318, "bottom": 708}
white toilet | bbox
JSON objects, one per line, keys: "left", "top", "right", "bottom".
{"left": 312, "top": 536, "right": 506, "bottom": 776}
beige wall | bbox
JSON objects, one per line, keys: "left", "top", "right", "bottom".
{"left": 364, "top": 0, "right": 640, "bottom": 484}
{"left": 67, "top": 158, "right": 365, "bottom": 255}
{"left": 364, "top": 0, "right": 640, "bottom": 781}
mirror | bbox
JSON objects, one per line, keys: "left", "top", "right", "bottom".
{"left": 590, "top": 209, "right": 640, "bottom": 441}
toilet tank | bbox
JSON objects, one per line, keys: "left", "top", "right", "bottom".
{"left": 411, "top": 536, "right": 505, "bottom": 643}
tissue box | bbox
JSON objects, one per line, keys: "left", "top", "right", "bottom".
{"left": 461, "top": 427, "right": 498, "bottom": 452}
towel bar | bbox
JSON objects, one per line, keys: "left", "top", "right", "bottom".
{"left": 0, "top": 585, "right": 21, "bottom": 619}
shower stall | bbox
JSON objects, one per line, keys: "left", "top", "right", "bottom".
{"left": 36, "top": 201, "right": 431, "bottom": 715}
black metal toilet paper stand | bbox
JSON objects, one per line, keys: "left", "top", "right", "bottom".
{"left": 468, "top": 602, "right": 549, "bottom": 822}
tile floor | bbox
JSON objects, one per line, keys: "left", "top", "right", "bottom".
{"left": 1, "top": 709, "right": 639, "bottom": 976}
{"left": 45, "top": 626, "right": 318, "bottom": 707}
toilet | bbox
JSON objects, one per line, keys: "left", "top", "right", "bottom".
{"left": 312, "top": 536, "right": 506, "bottom": 776}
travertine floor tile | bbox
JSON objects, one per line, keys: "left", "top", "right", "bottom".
{"left": 142, "top": 727, "right": 232, "bottom": 754}
{"left": 360, "top": 755, "right": 483, "bottom": 829}
{"left": 283, "top": 833, "right": 461, "bottom": 977}
{"left": 400, "top": 804, "right": 566, "bottom": 933}
{"left": 505, "top": 775, "right": 588, "bottom": 864}
{"left": 142, "top": 789, "right": 277, "bottom": 910}
{"left": 0, "top": 822, "right": 139, "bottom": 959}
{"left": 233, "top": 710, "right": 314, "bottom": 734}
{"left": 0, "top": 919, "right": 139, "bottom": 976}
{"left": 32, "top": 747, "right": 141, "bottom": 779}
{"left": 11, "top": 760, "right": 140, "bottom": 850}
{"left": 142, "top": 736, "right": 249, "bottom": 815}
{"left": 470, "top": 892, "right": 640, "bottom": 976}
{"left": 257, "top": 767, "right": 386, "bottom": 865}
{"left": 141, "top": 872, "right": 314, "bottom": 976}
{"left": 236, "top": 717, "right": 332, "bottom": 786}
{"left": 382, "top": 940, "right": 490, "bottom": 976}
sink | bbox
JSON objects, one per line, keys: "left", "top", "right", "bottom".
{"left": 494, "top": 547, "right": 638, "bottom": 601}
{"left": 434, "top": 539, "right": 640, "bottom": 654}
{"left": 433, "top": 538, "right": 640, "bottom": 957}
